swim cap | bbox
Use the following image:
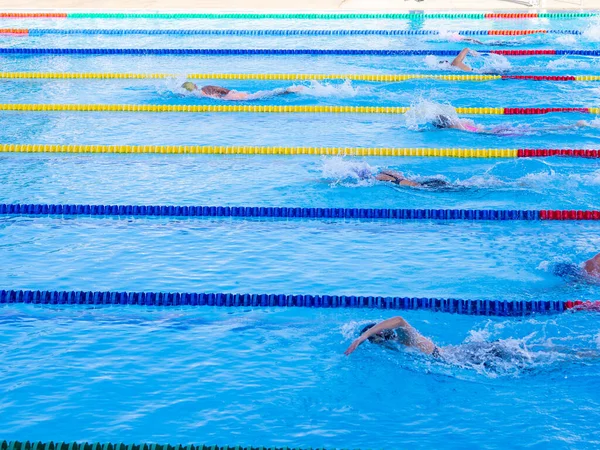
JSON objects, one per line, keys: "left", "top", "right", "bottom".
{"left": 360, "top": 323, "right": 396, "bottom": 342}
{"left": 421, "top": 179, "right": 450, "bottom": 188}
{"left": 432, "top": 115, "right": 454, "bottom": 129}
{"left": 181, "top": 81, "right": 198, "bottom": 92}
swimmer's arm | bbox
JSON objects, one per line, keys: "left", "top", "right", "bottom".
{"left": 375, "top": 172, "right": 421, "bottom": 187}
{"left": 451, "top": 48, "right": 473, "bottom": 72}
{"left": 224, "top": 91, "right": 250, "bottom": 101}
{"left": 344, "top": 317, "right": 408, "bottom": 356}
{"left": 583, "top": 253, "right": 600, "bottom": 278}
{"left": 399, "top": 179, "right": 421, "bottom": 187}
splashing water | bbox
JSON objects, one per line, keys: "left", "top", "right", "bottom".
{"left": 299, "top": 79, "right": 365, "bottom": 98}
{"left": 437, "top": 30, "right": 464, "bottom": 42}
{"left": 424, "top": 54, "right": 454, "bottom": 71}
{"left": 583, "top": 17, "right": 600, "bottom": 41}
{"left": 476, "top": 53, "right": 511, "bottom": 74}
{"left": 320, "top": 157, "right": 377, "bottom": 186}
{"left": 403, "top": 99, "right": 461, "bottom": 130}
{"left": 159, "top": 75, "right": 191, "bottom": 96}
{"left": 555, "top": 35, "right": 578, "bottom": 46}
{"left": 584, "top": 117, "right": 600, "bottom": 128}
{"left": 547, "top": 58, "right": 591, "bottom": 70}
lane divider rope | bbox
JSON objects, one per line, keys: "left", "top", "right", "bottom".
{"left": 0, "top": 104, "right": 595, "bottom": 115}
{"left": 1, "top": 203, "right": 600, "bottom": 220}
{"left": 0, "top": 290, "right": 596, "bottom": 316}
{"left": 1, "top": 48, "right": 598, "bottom": 55}
{"left": 0, "top": 12, "right": 596, "bottom": 18}
{"left": 0, "top": 28, "right": 583, "bottom": 36}
{"left": 1, "top": 72, "right": 597, "bottom": 82}
{"left": 1, "top": 145, "right": 599, "bottom": 158}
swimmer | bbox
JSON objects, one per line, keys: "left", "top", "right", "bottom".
{"left": 375, "top": 169, "right": 451, "bottom": 189}
{"left": 441, "top": 32, "right": 484, "bottom": 45}
{"left": 459, "top": 37, "right": 485, "bottom": 45}
{"left": 181, "top": 81, "right": 303, "bottom": 101}
{"left": 438, "top": 47, "right": 481, "bottom": 72}
{"left": 431, "top": 114, "right": 486, "bottom": 133}
{"left": 344, "top": 316, "right": 599, "bottom": 370}
{"left": 430, "top": 114, "right": 593, "bottom": 136}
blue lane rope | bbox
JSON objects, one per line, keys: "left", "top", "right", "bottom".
{"left": 24, "top": 29, "right": 583, "bottom": 36}
{"left": 0, "top": 203, "right": 542, "bottom": 220}
{"left": 0, "top": 289, "right": 574, "bottom": 316}
{"left": 1, "top": 48, "right": 599, "bottom": 56}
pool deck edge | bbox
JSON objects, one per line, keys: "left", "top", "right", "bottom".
{"left": 1, "top": 0, "right": 600, "bottom": 12}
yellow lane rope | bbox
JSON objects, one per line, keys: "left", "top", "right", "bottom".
{"left": 0, "top": 104, "right": 512, "bottom": 114}
{"left": 0, "top": 144, "right": 519, "bottom": 157}
{"left": 0, "top": 72, "right": 503, "bottom": 81}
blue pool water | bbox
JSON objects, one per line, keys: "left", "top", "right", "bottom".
{"left": 1, "top": 11, "right": 600, "bottom": 449}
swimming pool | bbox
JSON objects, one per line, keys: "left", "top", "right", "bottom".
{"left": 1, "top": 10, "right": 600, "bottom": 449}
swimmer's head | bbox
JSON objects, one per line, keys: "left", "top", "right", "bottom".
{"left": 360, "top": 323, "right": 396, "bottom": 344}
{"left": 200, "top": 85, "right": 231, "bottom": 98}
{"left": 181, "top": 81, "right": 198, "bottom": 92}
{"left": 439, "top": 60, "right": 449, "bottom": 65}
{"left": 432, "top": 114, "right": 454, "bottom": 129}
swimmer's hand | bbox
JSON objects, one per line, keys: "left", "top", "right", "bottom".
{"left": 344, "top": 337, "right": 366, "bottom": 356}
{"left": 469, "top": 49, "right": 481, "bottom": 57}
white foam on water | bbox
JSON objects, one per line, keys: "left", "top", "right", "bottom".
{"left": 320, "top": 157, "right": 377, "bottom": 187}
{"left": 437, "top": 29, "right": 463, "bottom": 42}
{"left": 476, "top": 53, "right": 511, "bottom": 74}
{"left": 424, "top": 54, "right": 454, "bottom": 71}
{"left": 583, "top": 17, "right": 600, "bottom": 41}
{"left": 555, "top": 34, "right": 578, "bottom": 46}
{"left": 547, "top": 58, "right": 591, "bottom": 70}
{"left": 299, "top": 79, "right": 365, "bottom": 98}
{"left": 402, "top": 98, "right": 460, "bottom": 130}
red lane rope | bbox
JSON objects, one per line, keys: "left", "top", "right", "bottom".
{"left": 491, "top": 49, "right": 557, "bottom": 55}
{"left": 485, "top": 13, "right": 539, "bottom": 18}
{"left": 502, "top": 75, "right": 577, "bottom": 81}
{"left": 565, "top": 301, "right": 600, "bottom": 311}
{"left": 0, "top": 28, "right": 28, "bottom": 35}
{"left": 504, "top": 107, "right": 589, "bottom": 114}
{"left": 518, "top": 149, "right": 600, "bottom": 158}
{"left": 0, "top": 13, "right": 66, "bottom": 18}
{"left": 540, "top": 210, "right": 600, "bottom": 220}
{"left": 488, "top": 29, "right": 547, "bottom": 35}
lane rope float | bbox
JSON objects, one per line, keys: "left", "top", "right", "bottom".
{"left": 0, "top": 290, "right": 597, "bottom": 316}
{"left": 1, "top": 48, "right": 599, "bottom": 56}
{"left": 0, "top": 104, "right": 596, "bottom": 115}
{"left": 1, "top": 145, "right": 599, "bottom": 158}
{"left": 0, "top": 28, "right": 584, "bottom": 36}
{"left": 1, "top": 203, "right": 600, "bottom": 221}
{"left": 0, "top": 12, "right": 596, "bottom": 18}
{"left": 2, "top": 72, "right": 599, "bottom": 82}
